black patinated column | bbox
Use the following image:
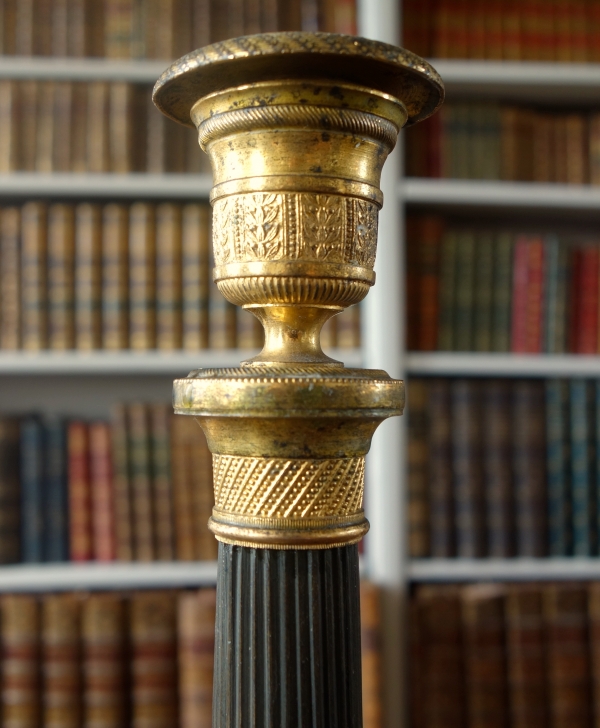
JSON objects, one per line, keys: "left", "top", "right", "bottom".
{"left": 152, "top": 31, "right": 442, "bottom": 728}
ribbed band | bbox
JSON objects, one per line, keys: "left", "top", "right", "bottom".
{"left": 213, "top": 543, "right": 363, "bottom": 727}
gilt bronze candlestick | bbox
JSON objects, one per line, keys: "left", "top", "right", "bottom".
{"left": 153, "top": 33, "right": 442, "bottom": 727}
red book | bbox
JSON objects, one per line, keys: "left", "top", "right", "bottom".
{"left": 574, "top": 245, "right": 599, "bottom": 354}
{"left": 68, "top": 421, "right": 92, "bottom": 561}
{"left": 89, "top": 421, "right": 116, "bottom": 561}
{"left": 525, "top": 236, "right": 545, "bottom": 353}
{"left": 511, "top": 236, "right": 529, "bottom": 353}
{"left": 417, "top": 217, "right": 444, "bottom": 351}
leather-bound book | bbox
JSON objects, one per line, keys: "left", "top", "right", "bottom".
{"left": 20, "top": 415, "right": 45, "bottom": 563}
{"left": 111, "top": 403, "right": 133, "bottom": 561}
{"left": 189, "top": 418, "right": 216, "bottom": 560}
{"left": 360, "top": 581, "right": 382, "bottom": 728}
{"left": 155, "top": 203, "right": 183, "bottom": 351}
{"left": 68, "top": 420, "right": 93, "bottom": 562}
{"left": 129, "top": 202, "right": 156, "bottom": 351}
{"left": 545, "top": 379, "right": 571, "bottom": 556}
{"left": 407, "top": 378, "right": 430, "bottom": 557}
{"left": 0, "top": 417, "right": 21, "bottom": 563}
{"left": 128, "top": 403, "right": 155, "bottom": 561}
{"left": 427, "top": 378, "right": 454, "bottom": 557}
{"left": 181, "top": 203, "right": 210, "bottom": 350}
{"left": 86, "top": 82, "right": 110, "bottom": 173}
{"left": 0, "top": 81, "right": 18, "bottom": 172}
{"left": 21, "top": 201, "right": 48, "bottom": 351}
{"left": 74, "top": 203, "right": 102, "bottom": 351}
{"left": 0, "top": 206, "right": 21, "bottom": 349}
{"left": 170, "top": 413, "right": 197, "bottom": 560}
{"left": 149, "top": 403, "right": 175, "bottom": 561}
{"left": 102, "top": 203, "right": 129, "bottom": 350}
{"left": 47, "top": 203, "right": 76, "bottom": 350}
{"left": 89, "top": 421, "right": 116, "bottom": 561}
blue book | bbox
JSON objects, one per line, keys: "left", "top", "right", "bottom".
{"left": 570, "top": 380, "right": 596, "bottom": 556}
{"left": 44, "top": 417, "right": 68, "bottom": 562}
{"left": 546, "top": 379, "right": 571, "bottom": 556}
{"left": 20, "top": 416, "right": 44, "bottom": 563}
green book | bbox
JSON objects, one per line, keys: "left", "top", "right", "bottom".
{"left": 491, "top": 232, "right": 513, "bottom": 352}
{"left": 473, "top": 231, "right": 493, "bottom": 352}
{"left": 437, "top": 231, "right": 457, "bottom": 351}
{"left": 453, "top": 231, "right": 476, "bottom": 351}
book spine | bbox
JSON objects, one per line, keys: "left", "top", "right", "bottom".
{"left": 546, "top": 379, "right": 571, "bottom": 557}
{"left": 461, "top": 584, "right": 509, "bottom": 728}
{"left": 190, "top": 418, "right": 217, "bottom": 561}
{"left": 451, "top": 378, "right": 485, "bottom": 557}
{"left": 525, "top": 236, "right": 545, "bottom": 353}
{"left": 170, "top": 415, "right": 197, "bottom": 561}
{"left": 129, "top": 202, "right": 156, "bottom": 351}
{"left": 74, "top": 203, "right": 102, "bottom": 350}
{"left": 35, "top": 81, "right": 55, "bottom": 172}
{"left": 0, "top": 80, "right": 18, "bottom": 172}
{"left": 0, "top": 418, "right": 21, "bottom": 564}
{"left": 566, "top": 113, "right": 588, "bottom": 184}
{"left": 437, "top": 230, "right": 457, "bottom": 351}
{"left": 178, "top": 588, "right": 216, "bottom": 728}
{"left": 110, "top": 403, "right": 133, "bottom": 561}
{"left": 105, "top": 0, "right": 134, "bottom": 59}
{"left": 491, "top": 231, "right": 513, "bottom": 352}
{"left": 102, "top": 203, "right": 129, "bottom": 350}
{"left": 156, "top": 202, "right": 183, "bottom": 350}
{"left": 576, "top": 245, "right": 600, "bottom": 354}
{"left": 335, "top": 304, "right": 360, "bottom": 349}
{"left": 42, "top": 593, "right": 82, "bottom": 728}
{"left": 20, "top": 416, "right": 44, "bottom": 563}
{"left": 130, "top": 591, "right": 179, "bottom": 728}
{"left": 571, "top": 379, "right": 596, "bottom": 556}
{"left": 44, "top": 417, "right": 69, "bottom": 563}
{"left": 86, "top": 81, "right": 110, "bottom": 173}
{"left": 510, "top": 236, "right": 529, "bottom": 353}
{"left": 67, "top": 420, "right": 92, "bottom": 562}
{"left": 128, "top": 403, "right": 155, "bottom": 561}
{"left": 482, "top": 380, "right": 514, "bottom": 557}
{"left": 512, "top": 380, "right": 547, "bottom": 556}
{"left": 589, "top": 582, "right": 600, "bottom": 726}
{"left": 82, "top": 593, "right": 127, "bottom": 728}
{"left": 427, "top": 379, "right": 454, "bottom": 557}
{"left": 407, "top": 378, "right": 430, "bottom": 558}
{"left": 70, "top": 82, "right": 88, "bottom": 172}
{"left": 108, "top": 82, "right": 134, "bottom": 173}
{"left": 505, "top": 585, "right": 548, "bottom": 728}
{"left": 21, "top": 201, "right": 47, "bottom": 351}
{"left": 52, "top": 82, "right": 72, "bottom": 172}
{"left": 150, "top": 404, "right": 175, "bottom": 561}
{"left": 417, "top": 216, "right": 443, "bottom": 351}
{"left": 0, "top": 206, "right": 21, "bottom": 349}
{"left": 590, "top": 114, "right": 600, "bottom": 186}
{"left": 473, "top": 231, "right": 493, "bottom": 351}
{"left": 89, "top": 421, "right": 116, "bottom": 562}
{"left": 47, "top": 203, "right": 76, "bottom": 350}
{"left": 360, "top": 582, "right": 382, "bottom": 728}
{"left": 544, "top": 234, "right": 560, "bottom": 353}
{"left": 544, "top": 584, "right": 593, "bottom": 727}
{"left": 453, "top": 231, "right": 475, "bottom": 351}
{"left": 2, "top": 594, "right": 40, "bottom": 727}
{"left": 181, "top": 203, "right": 210, "bottom": 350}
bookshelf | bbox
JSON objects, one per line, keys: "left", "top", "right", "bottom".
{"left": 409, "top": 558, "right": 600, "bottom": 582}
{"left": 406, "top": 353, "right": 600, "bottom": 378}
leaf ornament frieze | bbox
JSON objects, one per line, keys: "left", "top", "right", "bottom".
{"left": 212, "top": 192, "right": 379, "bottom": 268}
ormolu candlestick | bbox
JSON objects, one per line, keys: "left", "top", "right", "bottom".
{"left": 153, "top": 33, "right": 442, "bottom": 726}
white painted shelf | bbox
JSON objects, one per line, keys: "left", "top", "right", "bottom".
{"left": 0, "top": 173, "right": 212, "bottom": 199}
{"left": 0, "top": 348, "right": 363, "bottom": 375}
{"left": 430, "top": 59, "right": 600, "bottom": 103}
{"left": 405, "top": 352, "right": 600, "bottom": 378}
{"left": 402, "top": 178, "right": 600, "bottom": 212}
{"left": 409, "top": 558, "right": 600, "bottom": 582}
{"left": 0, "top": 56, "right": 168, "bottom": 82}
{"left": 0, "top": 561, "right": 218, "bottom": 592}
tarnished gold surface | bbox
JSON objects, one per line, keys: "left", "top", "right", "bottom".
{"left": 153, "top": 32, "right": 442, "bottom": 548}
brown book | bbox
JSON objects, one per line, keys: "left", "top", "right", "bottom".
{"left": 35, "top": 81, "right": 55, "bottom": 172}
{"left": 47, "top": 203, "right": 76, "bottom": 350}
{"left": 68, "top": 421, "right": 93, "bottom": 562}
{"left": 21, "top": 201, "right": 48, "bottom": 351}
{"left": 565, "top": 113, "right": 588, "bottom": 185}
{"left": 42, "top": 593, "right": 82, "bottom": 728}
{"left": 70, "top": 82, "right": 88, "bottom": 172}
{"left": 244, "top": 0, "right": 261, "bottom": 34}
{"left": 108, "top": 82, "right": 136, "bottom": 173}
{"left": 129, "top": 202, "right": 156, "bottom": 350}
{"left": 1, "top": 0, "right": 17, "bottom": 56}
{"left": 83, "top": 0, "right": 106, "bottom": 57}
{"left": 86, "top": 82, "right": 110, "bottom": 173}
{"left": 532, "top": 112, "right": 553, "bottom": 183}
{"left": 189, "top": 418, "right": 216, "bottom": 561}
{"left": 275, "top": 0, "right": 299, "bottom": 30}
{"left": 178, "top": 588, "right": 216, "bottom": 728}
{"left": 590, "top": 113, "right": 600, "bottom": 187}
{"left": 170, "top": 414, "right": 197, "bottom": 561}
{"left": 336, "top": 304, "right": 361, "bottom": 349}
{"left": 407, "top": 378, "right": 430, "bottom": 558}
{"left": 191, "top": 0, "right": 211, "bottom": 47}
{"left": 0, "top": 80, "right": 18, "bottom": 172}
{"left": 156, "top": 202, "right": 183, "bottom": 350}
{"left": 102, "top": 203, "right": 129, "bottom": 350}
{"left": 74, "top": 203, "right": 102, "bottom": 350}
{"left": 34, "top": 0, "right": 53, "bottom": 56}
{"left": 553, "top": 115, "right": 569, "bottom": 184}
{"left": 481, "top": 380, "right": 514, "bottom": 557}
{"left": 544, "top": 583, "right": 593, "bottom": 728}
{"left": 82, "top": 593, "right": 127, "bottom": 728}
{"left": 52, "top": 82, "right": 73, "bottom": 171}
{"left": 14, "top": 0, "right": 33, "bottom": 55}
{"left": 360, "top": 582, "right": 382, "bottom": 728}
{"left": 320, "top": 314, "right": 337, "bottom": 351}
{"left": 51, "top": 0, "right": 68, "bottom": 57}
{"left": 588, "top": 582, "right": 600, "bottom": 726}
{"left": 426, "top": 378, "right": 454, "bottom": 558}
{"left": 0, "top": 417, "right": 21, "bottom": 564}
{"left": 105, "top": 0, "right": 134, "bottom": 58}
{"left": 505, "top": 584, "right": 548, "bottom": 728}
{"left": 89, "top": 421, "right": 116, "bottom": 561}
{"left": 17, "top": 81, "right": 38, "bottom": 171}
{"left": 130, "top": 591, "right": 179, "bottom": 728}
{"left": 0, "top": 207, "right": 21, "bottom": 349}
{"left": 236, "top": 308, "right": 263, "bottom": 350}
{"left": 150, "top": 404, "right": 175, "bottom": 561}
{"left": 128, "top": 403, "right": 155, "bottom": 561}
{"left": 2, "top": 594, "right": 40, "bottom": 728}
{"left": 182, "top": 204, "right": 210, "bottom": 350}
{"left": 412, "top": 585, "right": 466, "bottom": 728}
{"left": 461, "top": 584, "right": 508, "bottom": 728}
{"left": 111, "top": 403, "right": 133, "bottom": 561}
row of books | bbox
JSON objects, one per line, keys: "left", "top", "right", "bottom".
{"left": 411, "top": 581, "right": 600, "bottom": 728}
{"left": 0, "top": 588, "right": 216, "bottom": 728}
{"left": 408, "top": 377, "right": 600, "bottom": 560}
{"left": 0, "top": 200, "right": 360, "bottom": 352}
{"left": 0, "top": 582, "right": 381, "bottom": 728}
{"left": 0, "top": 404, "right": 217, "bottom": 565}
{"left": 406, "top": 102, "right": 600, "bottom": 185}
{"left": 0, "top": 80, "right": 210, "bottom": 174}
{"left": 403, "top": 0, "right": 600, "bottom": 62}
{"left": 0, "top": 0, "right": 357, "bottom": 59}
{"left": 407, "top": 216, "right": 600, "bottom": 355}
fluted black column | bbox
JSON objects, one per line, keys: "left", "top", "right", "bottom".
{"left": 213, "top": 544, "right": 363, "bottom": 728}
